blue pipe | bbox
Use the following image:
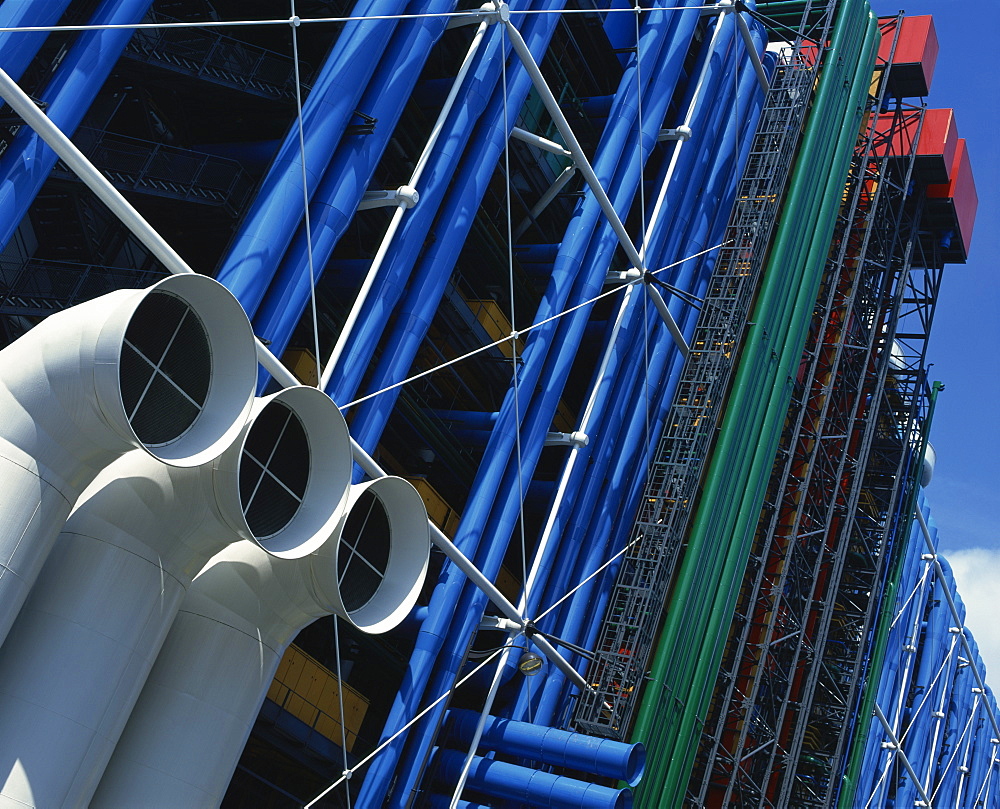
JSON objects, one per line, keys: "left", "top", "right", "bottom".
{"left": 522, "top": 30, "right": 769, "bottom": 722}
{"left": 348, "top": 0, "right": 693, "bottom": 452}
{"left": 322, "top": 9, "right": 522, "bottom": 407}
{"left": 0, "top": 1, "right": 74, "bottom": 81}
{"left": 0, "top": 0, "right": 154, "bottom": 253}
{"left": 213, "top": 0, "right": 404, "bottom": 317}
{"left": 250, "top": 0, "right": 456, "bottom": 364}
{"left": 353, "top": 4, "right": 566, "bottom": 800}
{"left": 385, "top": 6, "right": 703, "bottom": 799}
{"left": 522, "top": 8, "right": 746, "bottom": 631}
{"left": 360, "top": 6, "right": 692, "bottom": 802}
{"left": 434, "top": 749, "right": 632, "bottom": 809}
{"left": 447, "top": 708, "right": 645, "bottom": 785}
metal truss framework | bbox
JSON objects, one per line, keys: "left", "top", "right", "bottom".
{"left": 687, "top": 17, "right": 946, "bottom": 807}
{"left": 573, "top": 0, "right": 839, "bottom": 740}
{"left": 865, "top": 505, "right": 1000, "bottom": 807}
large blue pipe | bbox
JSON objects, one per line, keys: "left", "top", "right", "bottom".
{"left": 383, "top": 6, "right": 704, "bottom": 801}
{"left": 0, "top": 0, "right": 154, "bottom": 252}
{"left": 353, "top": 4, "right": 566, "bottom": 799}
{"left": 434, "top": 749, "right": 632, "bottom": 809}
{"left": 323, "top": 7, "right": 525, "bottom": 407}
{"left": 521, "top": 32, "right": 770, "bottom": 722}
{"left": 0, "top": 1, "right": 74, "bottom": 81}
{"left": 251, "top": 0, "right": 456, "bottom": 363}
{"left": 213, "top": 0, "right": 404, "bottom": 317}
{"left": 447, "top": 708, "right": 645, "bottom": 785}
{"left": 519, "top": 9, "right": 746, "bottom": 634}
{"left": 358, "top": 6, "right": 693, "bottom": 802}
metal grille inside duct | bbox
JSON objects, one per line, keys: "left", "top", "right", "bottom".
{"left": 120, "top": 291, "right": 211, "bottom": 446}
{"left": 338, "top": 490, "right": 391, "bottom": 612}
{"left": 239, "top": 402, "right": 309, "bottom": 538}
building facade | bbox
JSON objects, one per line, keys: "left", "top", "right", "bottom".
{"left": 0, "top": 0, "right": 990, "bottom": 807}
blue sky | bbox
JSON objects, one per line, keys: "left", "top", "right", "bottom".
{"left": 870, "top": 0, "right": 1000, "bottom": 676}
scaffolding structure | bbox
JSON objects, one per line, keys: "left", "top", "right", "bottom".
{"left": 686, "top": 18, "right": 946, "bottom": 806}
{"left": 573, "top": 0, "right": 838, "bottom": 740}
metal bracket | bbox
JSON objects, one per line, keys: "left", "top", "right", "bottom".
{"left": 447, "top": 1, "right": 506, "bottom": 28}
{"left": 358, "top": 185, "right": 420, "bottom": 210}
{"left": 658, "top": 125, "right": 692, "bottom": 142}
{"left": 544, "top": 431, "right": 589, "bottom": 448}
{"left": 511, "top": 126, "right": 572, "bottom": 157}
{"left": 605, "top": 268, "right": 642, "bottom": 285}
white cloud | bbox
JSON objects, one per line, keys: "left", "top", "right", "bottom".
{"left": 945, "top": 548, "right": 1000, "bottom": 691}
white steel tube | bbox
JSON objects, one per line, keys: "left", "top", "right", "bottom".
{"left": 734, "top": 8, "right": 770, "bottom": 93}
{"left": 0, "top": 386, "right": 352, "bottom": 809}
{"left": 521, "top": 283, "right": 637, "bottom": 609}
{"left": 639, "top": 5, "right": 729, "bottom": 265}
{"left": 513, "top": 164, "right": 577, "bottom": 240}
{"left": 320, "top": 15, "right": 493, "bottom": 388}
{"left": 873, "top": 703, "right": 934, "bottom": 809}
{"left": 502, "top": 13, "right": 688, "bottom": 356}
{"left": 0, "top": 274, "right": 258, "bottom": 654}
{"left": 646, "top": 282, "right": 690, "bottom": 359}
{"left": 92, "top": 476, "right": 428, "bottom": 808}
{"left": 449, "top": 633, "right": 515, "bottom": 808}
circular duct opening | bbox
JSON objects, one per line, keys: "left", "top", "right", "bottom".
{"left": 98, "top": 274, "right": 258, "bottom": 468}
{"left": 238, "top": 401, "right": 309, "bottom": 539}
{"left": 120, "top": 290, "right": 210, "bottom": 446}
{"left": 337, "top": 490, "right": 391, "bottom": 612}
{"left": 324, "top": 476, "right": 428, "bottom": 634}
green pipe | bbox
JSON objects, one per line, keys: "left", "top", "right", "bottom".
{"left": 635, "top": 0, "right": 866, "bottom": 758}
{"left": 633, "top": 46, "right": 858, "bottom": 805}
{"left": 660, "top": 28, "right": 879, "bottom": 799}
{"left": 837, "top": 381, "right": 944, "bottom": 808}
{"left": 632, "top": 2, "right": 879, "bottom": 804}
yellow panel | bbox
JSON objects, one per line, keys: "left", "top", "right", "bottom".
{"left": 267, "top": 644, "right": 373, "bottom": 753}
{"left": 316, "top": 712, "right": 342, "bottom": 742}
{"left": 282, "top": 347, "right": 320, "bottom": 387}
{"left": 284, "top": 693, "right": 318, "bottom": 727}
{"left": 467, "top": 299, "right": 524, "bottom": 359}
{"left": 405, "top": 477, "right": 460, "bottom": 538}
{"left": 300, "top": 666, "right": 325, "bottom": 707}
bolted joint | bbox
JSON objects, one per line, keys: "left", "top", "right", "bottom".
{"left": 545, "top": 431, "right": 589, "bottom": 448}
{"left": 658, "top": 125, "right": 692, "bottom": 142}
{"left": 397, "top": 185, "right": 419, "bottom": 209}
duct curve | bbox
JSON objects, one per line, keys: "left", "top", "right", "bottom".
{"left": 0, "top": 385, "right": 351, "bottom": 809}
{"left": 91, "top": 475, "right": 428, "bottom": 806}
{"left": 0, "top": 273, "right": 257, "bottom": 651}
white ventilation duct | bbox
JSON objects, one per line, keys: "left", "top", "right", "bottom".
{"left": 0, "top": 385, "right": 353, "bottom": 809}
{"left": 0, "top": 274, "right": 257, "bottom": 649}
{"left": 91, "top": 476, "right": 428, "bottom": 808}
